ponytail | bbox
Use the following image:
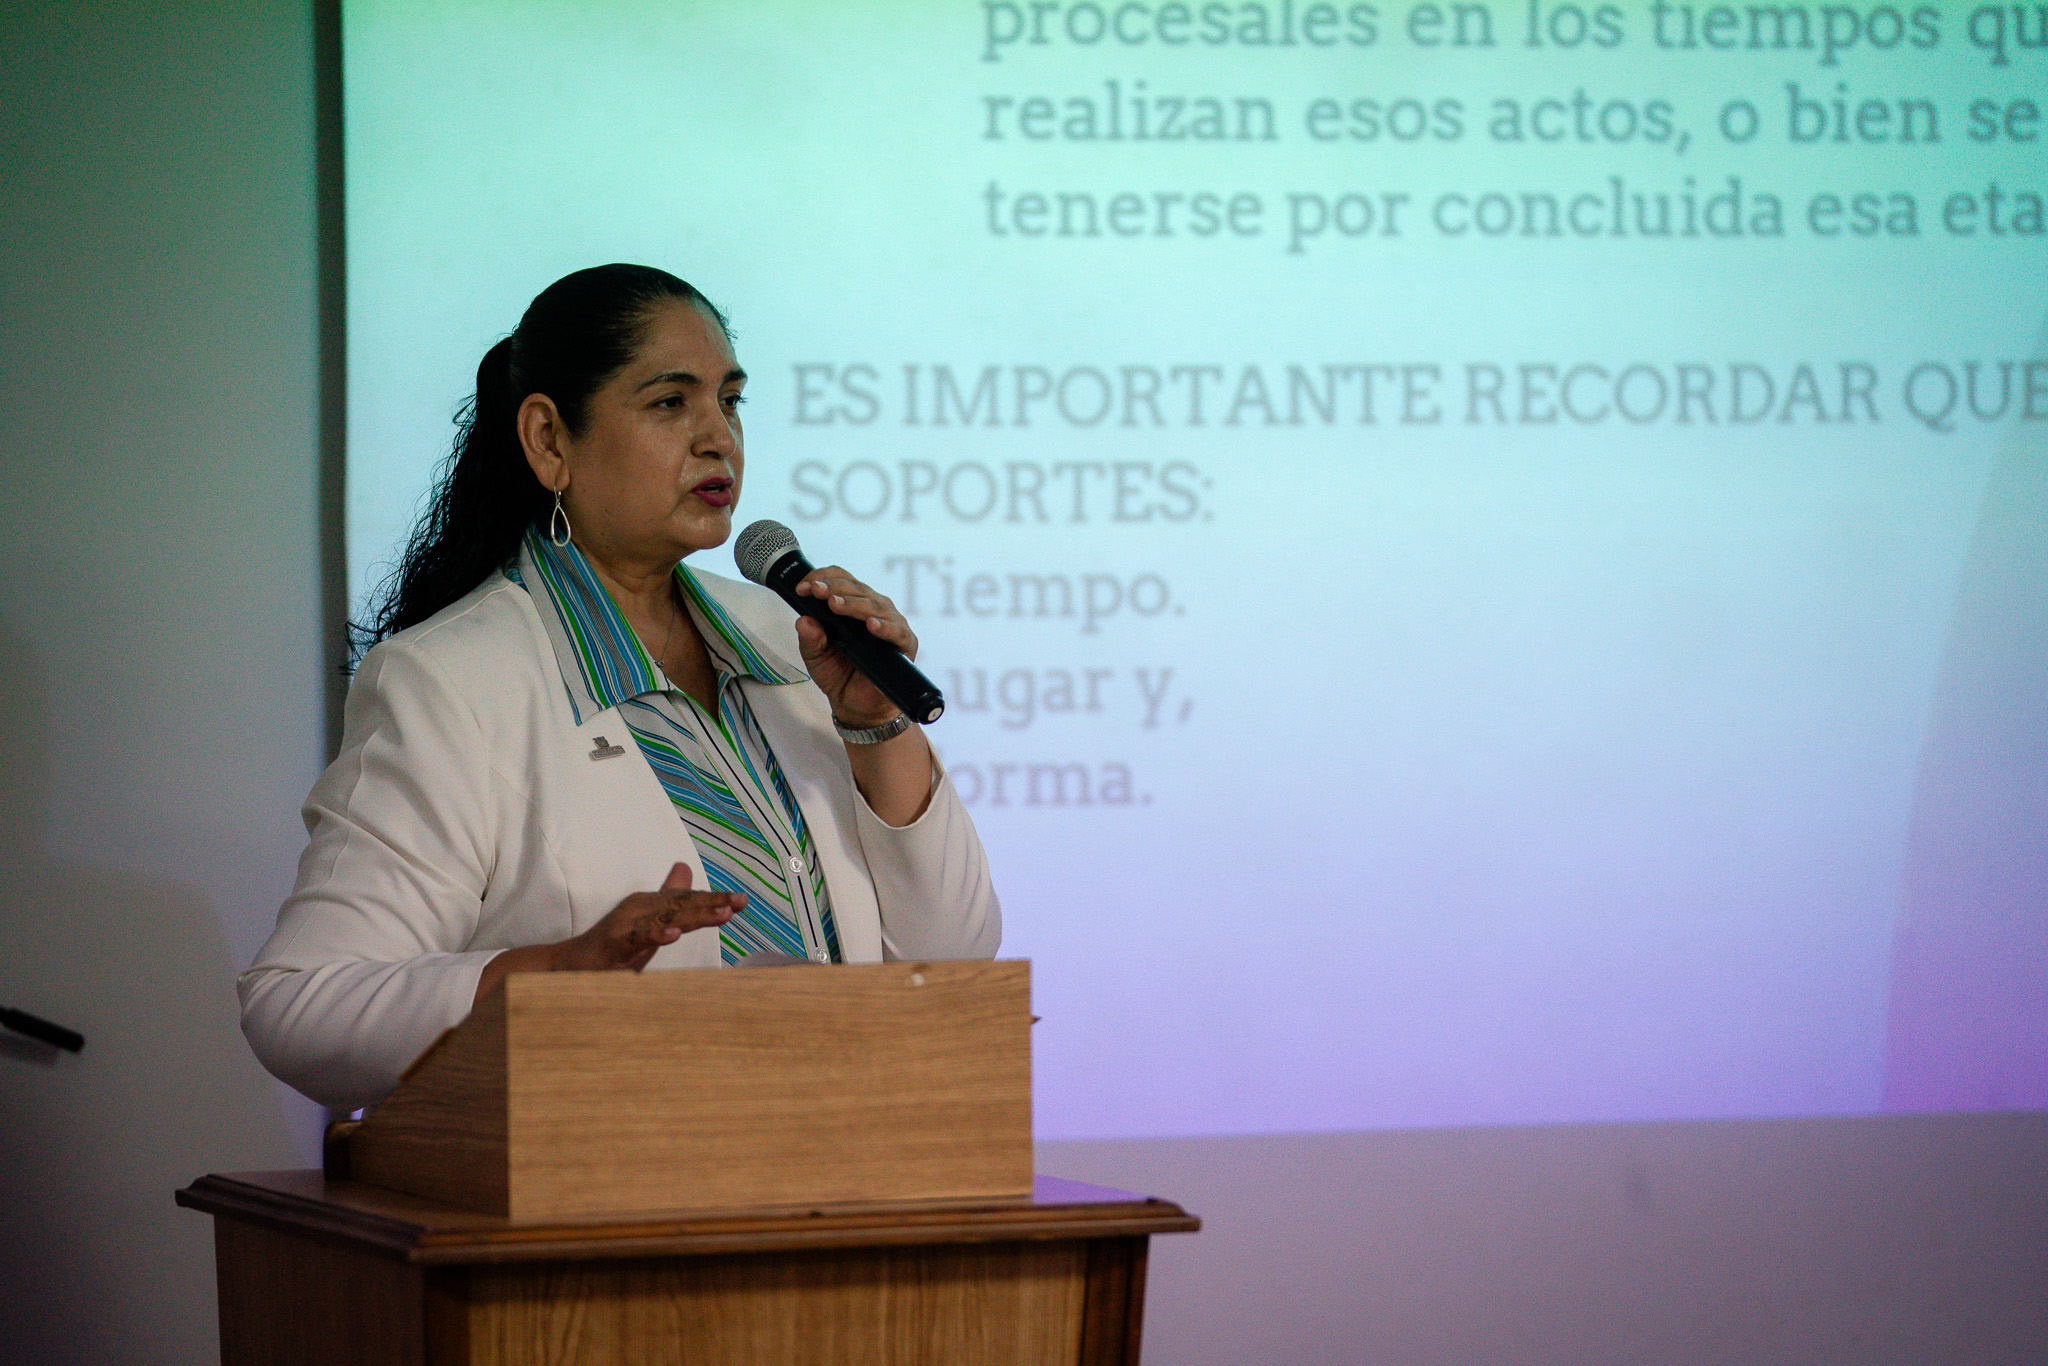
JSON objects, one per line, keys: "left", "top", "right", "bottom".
{"left": 348, "top": 337, "right": 542, "bottom": 664}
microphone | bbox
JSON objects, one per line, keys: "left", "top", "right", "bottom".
{"left": 1, "top": 1006, "right": 84, "bottom": 1053}
{"left": 734, "top": 520, "right": 945, "bottom": 724}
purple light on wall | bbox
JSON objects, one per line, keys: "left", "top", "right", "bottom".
{"left": 1884, "top": 343, "right": 2048, "bottom": 1112}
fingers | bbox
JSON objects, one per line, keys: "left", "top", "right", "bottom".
{"left": 566, "top": 886, "right": 744, "bottom": 971}
{"left": 794, "top": 567, "right": 919, "bottom": 660}
{"left": 793, "top": 613, "right": 830, "bottom": 659}
{"left": 624, "top": 921, "right": 683, "bottom": 952}
{"left": 794, "top": 566, "right": 891, "bottom": 625}
{"left": 657, "top": 889, "right": 745, "bottom": 933}
{"left": 794, "top": 565, "right": 863, "bottom": 602}
{"left": 858, "top": 610, "right": 918, "bottom": 657}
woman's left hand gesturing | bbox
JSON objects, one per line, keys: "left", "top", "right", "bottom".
{"left": 791, "top": 566, "right": 918, "bottom": 727}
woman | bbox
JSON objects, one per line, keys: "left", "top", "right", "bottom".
{"left": 241, "top": 265, "right": 1000, "bottom": 1113}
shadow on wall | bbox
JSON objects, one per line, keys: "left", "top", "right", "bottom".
{"left": 1884, "top": 335, "right": 2048, "bottom": 1111}
{"left": 0, "top": 617, "right": 297, "bottom": 1366}
{"left": 1043, "top": 1115, "right": 2048, "bottom": 1366}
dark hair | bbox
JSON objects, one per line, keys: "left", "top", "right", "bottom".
{"left": 349, "top": 264, "right": 727, "bottom": 666}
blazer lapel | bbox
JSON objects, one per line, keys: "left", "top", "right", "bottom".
{"left": 689, "top": 566, "right": 888, "bottom": 962}
{"left": 555, "top": 706, "right": 722, "bottom": 969}
{"left": 741, "top": 677, "right": 885, "bottom": 962}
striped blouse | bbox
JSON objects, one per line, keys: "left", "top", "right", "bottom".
{"left": 510, "top": 529, "right": 842, "bottom": 965}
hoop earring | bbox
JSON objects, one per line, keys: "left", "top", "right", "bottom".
{"left": 548, "top": 490, "right": 572, "bottom": 547}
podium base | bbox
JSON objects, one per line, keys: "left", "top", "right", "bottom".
{"left": 178, "top": 1170, "right": 1198, "bottom": 1366}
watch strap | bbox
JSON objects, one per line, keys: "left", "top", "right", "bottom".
{"left": 832, "top": 713, "right": 914, "bottom": 745}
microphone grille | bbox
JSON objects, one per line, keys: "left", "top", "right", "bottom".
{"left": 733, "top": 519, "right": 799, "bottom": 585}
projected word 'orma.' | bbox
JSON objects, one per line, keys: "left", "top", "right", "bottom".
{"left": 939, "top": 757, "right": 1145, "bottom": 809}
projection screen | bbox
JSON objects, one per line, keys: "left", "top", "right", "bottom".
{"left": 344, "top": 0, "right": 2047, "bottom": 1139}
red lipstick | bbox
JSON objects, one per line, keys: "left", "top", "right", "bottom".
{"left": 693, "top": 476, "right": 735, "bottom": 508}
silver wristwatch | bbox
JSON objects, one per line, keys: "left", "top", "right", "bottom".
{"left": 832, "top": 713, "right": 914, "bottom": 745}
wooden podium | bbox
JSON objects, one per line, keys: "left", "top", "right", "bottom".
{"left": 180, "top": 963, "right": 1198, "bottom": 1364}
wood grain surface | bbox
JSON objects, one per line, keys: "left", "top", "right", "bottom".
{"left": 459, "top": 1241, "right": 1086, "bottom": 1366}
{"left": 177, "top": 1171, "right": 1198, "bottom": 1264}
{"left": 347, "top": 960, "right": 1034, "bottom": 1219}
{"left": 181, "top": 1170, "right": 1198, "bottom": 1366}
{"left": 213, "top": 1219, "right": 428, "bottom": 1366}
{"left": 350, "top": 980, "right": 510, "bottom": 1214}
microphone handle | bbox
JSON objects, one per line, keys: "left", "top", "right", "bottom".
{"left": 763, "top": 551, "right": 946, "bottom": 724}
{"left": 1, "top": 1006, "right": 84, "bottom": 1053}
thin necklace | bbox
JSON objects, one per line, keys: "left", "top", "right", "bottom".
{"left": 657, "top": 591, "right": 682, "bottom": 681}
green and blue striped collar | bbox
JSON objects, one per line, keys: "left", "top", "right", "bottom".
{"left": 513, "top": 528, "right": 801, "bottom": 724}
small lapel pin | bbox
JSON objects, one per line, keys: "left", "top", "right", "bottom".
{"left": 588, "top": 735, "right": 626, "bottom": 761}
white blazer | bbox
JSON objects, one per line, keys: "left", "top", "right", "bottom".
{"left": 240, "top": 568, "right": 1000, "bottom": 1112}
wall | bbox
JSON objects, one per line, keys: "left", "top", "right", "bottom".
{"left": 1046, "top": 1114, "right": 2048, "bottom": 1365}
{"left": 0, "top": 5, "right": 2040, "bottom": 1365}
{"left": 0, "top": 3, "right": 321, "bottom": 1363}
